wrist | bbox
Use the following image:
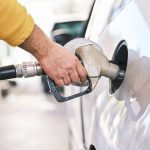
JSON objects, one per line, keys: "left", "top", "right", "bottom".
{"left": 19, "top": 24, "right": 53, "bottom": 61}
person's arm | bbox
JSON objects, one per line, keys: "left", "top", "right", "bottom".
{"left": 0, "top": 0, "right": 34, "bottom": 46}
{"left": 0, "top": 0, "right": 87, "bottom": 86}
{"left": 20, "top": 25, "right": 87, "bottom": 86}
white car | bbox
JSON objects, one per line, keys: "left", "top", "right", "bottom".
{"left": 65, "top": 0, "right": 150, "bottom": 150}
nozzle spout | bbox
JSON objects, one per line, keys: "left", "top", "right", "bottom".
{"left": 76, "top": 44, "right": 121, "bottom": 79}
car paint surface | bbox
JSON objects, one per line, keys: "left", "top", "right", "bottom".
{"left": 66, "top": 0, "right": 150, "bottom": 150}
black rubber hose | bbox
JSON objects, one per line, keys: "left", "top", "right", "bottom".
{"left": 0, "top": 65, "right": 16, "bottom": 80}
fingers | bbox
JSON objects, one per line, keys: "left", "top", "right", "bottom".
{"left": 55, "top": 78, "right": 64, "bottom": 87}
{"left": 63, "top": 75, "right": 72, "bottom": 86}
{"left": 76, "top": 61, "right": 87, "bottom": 82}
{"left": 55, "top": 61, "right": 87, "bottom": 87}
{"left": 69, "top": 69, "right": 80, "bottom": 83}
{"left": 54, "top": 74, "right": 71, "bottom": 87}
{"left": 68, "top": 62, "right": 87, "bottom": 84}
{"left": 54, "top": 69, "right": 86, "bottom": 87}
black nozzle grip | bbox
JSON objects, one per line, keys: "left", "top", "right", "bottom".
{"left": 46, "top": 77, "right": 92, "bottom": 102}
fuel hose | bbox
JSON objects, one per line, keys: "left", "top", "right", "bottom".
{"left": 0, "top": 62, "right": 43, "bottom": 80}
{"left": 0, "top": 65, "right": 16, "bottom": 80}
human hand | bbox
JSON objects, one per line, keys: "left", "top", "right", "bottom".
{"left": 38, "top": 42, "right": 87, "bottom": 87}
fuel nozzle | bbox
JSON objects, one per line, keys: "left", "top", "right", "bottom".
{"left": 75, "top": 43, "right": 125, "bottom": 81}
{"left": 65, "top": 38, "right": 128, "bottom": 93}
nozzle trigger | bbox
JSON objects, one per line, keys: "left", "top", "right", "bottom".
{"left": 46, "top": 76, "right": 92, "bottom": 102}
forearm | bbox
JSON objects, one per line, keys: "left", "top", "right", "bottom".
{"left": 19, "top": 24, "right": 53, "bottom": 61}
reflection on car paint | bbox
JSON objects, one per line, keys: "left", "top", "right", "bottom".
{"left": 115, "top": 49, "right": 150, "bottom": 120}
{"left": 90, "top": 90, "right": 150, "bottom": 150}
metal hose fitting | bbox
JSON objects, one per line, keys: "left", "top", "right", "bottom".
{"left": 15, "top": 62, "right": 42, "bottom": 78}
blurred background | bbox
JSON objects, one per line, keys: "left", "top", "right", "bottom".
{"left": 0, "top": 0, "right": 93, "bottom": 150}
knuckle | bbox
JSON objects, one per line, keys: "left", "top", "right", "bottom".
{"left": 70, "top": 73, "right": 80, "bottom": 83}
{"left": 67, "top": 64, "right": 75, "bottom": 72}
{"left": 70, "top": 61, "right": 76, "bottom": 68}
{"left": 72, "top": 57, "right": 78, "bottom": 66}
{"left": 68, "top": 58, "right": 78, "bottom": 70}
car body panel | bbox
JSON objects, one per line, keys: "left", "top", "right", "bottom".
{"left": 65, "top": 86, "right": 86, "bottom": 150}
{"left": 66, "top": 0, "right": 150, "bottom": 149}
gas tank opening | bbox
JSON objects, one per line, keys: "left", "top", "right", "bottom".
{"left": 89, "top": 145, "right": 96, "bottom": 150}
{"left": 109, "top": 40, "right": 128, "bottom": 94}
